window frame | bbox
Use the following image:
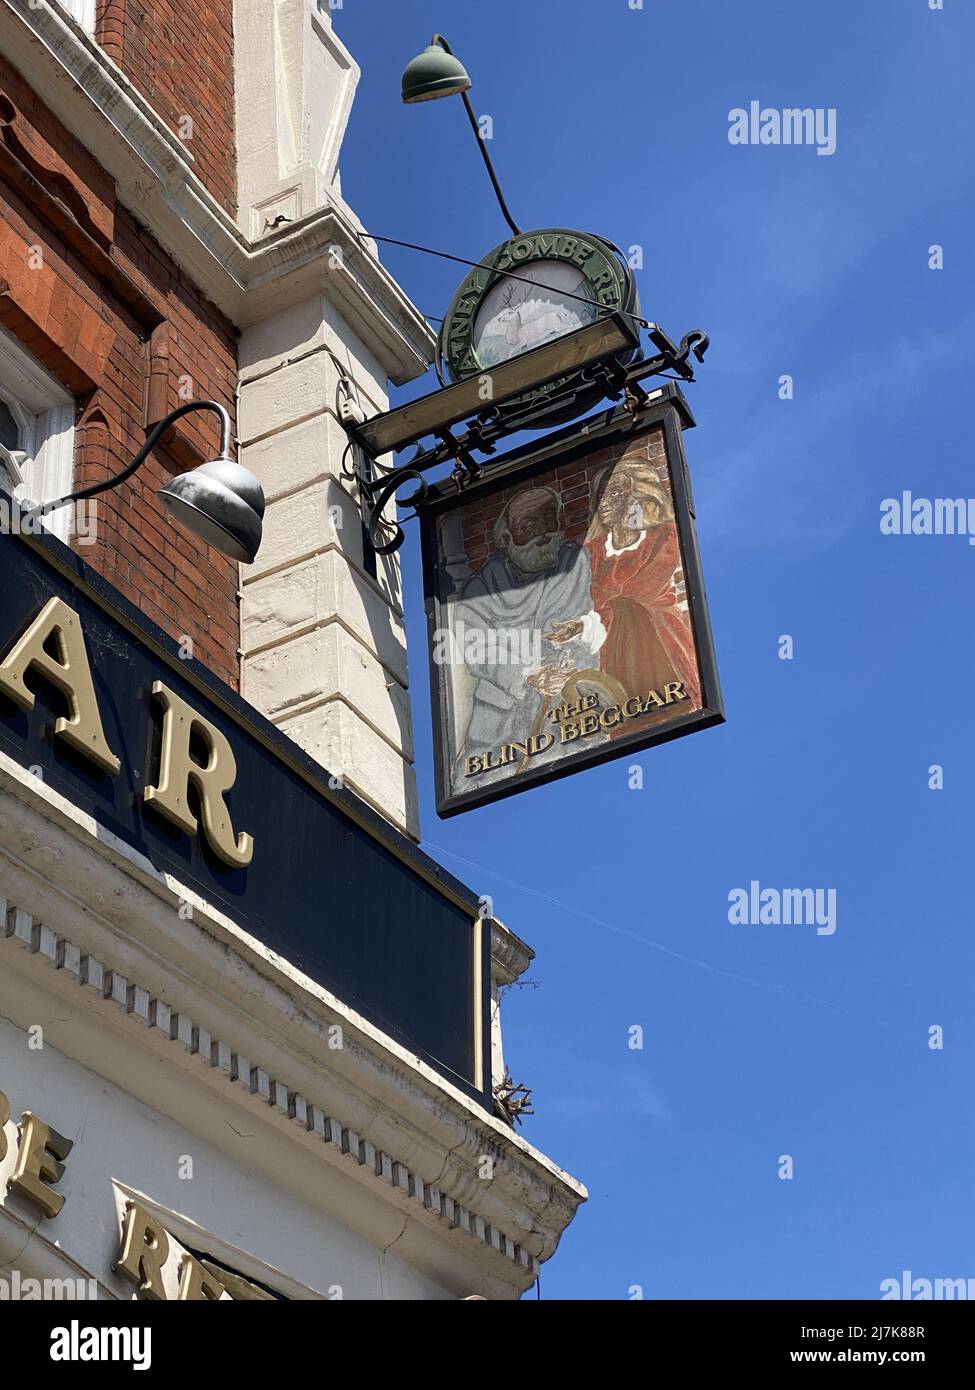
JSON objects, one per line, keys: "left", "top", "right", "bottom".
{"left": 0, "top": 327, "right": 76, "bottom": 542}
{"left": 55, "top": 0, "right": 98, "bottom": 35}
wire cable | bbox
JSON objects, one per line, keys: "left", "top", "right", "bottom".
{"left": 353, "top": 229, "right": 653, "bottom": 330}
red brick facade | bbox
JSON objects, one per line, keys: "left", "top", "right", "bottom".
{"left": 0, "top": 51, "right": 241, "bottom": 687}
{"left": 97, "top": 0, "right": 237, "bottom": 216}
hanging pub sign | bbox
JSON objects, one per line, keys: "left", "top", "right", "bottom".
{"left": 420, "top": 383, "right": 724, "bottom": 816}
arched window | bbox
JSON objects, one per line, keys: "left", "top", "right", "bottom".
{"left": 0, "top": 398, "right": 21, "bottom": 452}
{"left": 0, "top": 328, "right": 75, "bottom": 540}
{"left": 0, "top": 391, "right": 31, "bottom": 491}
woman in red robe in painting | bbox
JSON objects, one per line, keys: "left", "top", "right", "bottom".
{"left": 567, "top": 456, "right": 701, "bottom": 711}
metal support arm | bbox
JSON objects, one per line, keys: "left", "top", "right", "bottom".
{"left": 23, "top": 401, "right": 231, "bottom": 524}
{"left": 431, "top": 34, "right": 522, "bottom": 239}
{"left": 351, "top": 326, "right": 709, "bottom": 555}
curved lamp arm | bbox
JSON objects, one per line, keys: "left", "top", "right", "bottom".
{"left": 22, "top": 400, "right": 231, "bottom": 523}
{"left": 431, "top": 34, "right": 522, "bottom": 239}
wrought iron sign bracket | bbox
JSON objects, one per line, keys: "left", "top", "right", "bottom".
{"left": 346, "top": 322, "right": 709, "bottom": 555}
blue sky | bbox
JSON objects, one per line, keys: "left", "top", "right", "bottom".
{"left": 333, "top": 0, "right": 974, "bottom": 1298}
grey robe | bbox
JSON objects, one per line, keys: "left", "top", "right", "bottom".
{"left": 450, "top": 541, "right": 598, "bottom": 786}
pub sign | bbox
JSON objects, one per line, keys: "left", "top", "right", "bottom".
{"left": 421, "top": 385, "right": 724, "bottom": 816}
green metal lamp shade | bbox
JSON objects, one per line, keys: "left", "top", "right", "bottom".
{"left": 401, "top": 43, "right": 471, "bottom": 103}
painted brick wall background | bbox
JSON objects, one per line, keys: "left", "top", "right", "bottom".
{"left": 0, "top": 52, "right": 241, "bottom": 687}
{"left": 97, "top": 0, "right": 237, "bottom": 216}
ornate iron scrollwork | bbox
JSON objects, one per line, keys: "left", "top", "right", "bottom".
{"left": 364, "top": 468, "right": 429, "bottom": 555}
{"left": 349, "top": 321, "right": 710, "bottom": 555}
{"left": 678, "top": 329, "right": 710, "bottom": 366}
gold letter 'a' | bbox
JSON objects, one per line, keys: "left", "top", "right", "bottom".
{"left": 144, "top": 680, "right": 253, "bottom": 867}
{"left": 0, "top": 597, "right": 120, "bottom": 775}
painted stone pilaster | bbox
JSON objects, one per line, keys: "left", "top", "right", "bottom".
{"left": 238, "top": 295, "right": 423, "bottom": 837}
{"left": 233, "top": 0, "right": 358, "bottom": 238}
{"left": 233, "top": 2, "right": 435, "bottom": 837}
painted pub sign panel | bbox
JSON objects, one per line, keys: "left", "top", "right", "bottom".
{"left": 422, "top": 388, "right": 724, "bottom": 815}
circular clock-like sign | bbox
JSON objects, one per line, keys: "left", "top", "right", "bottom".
{"left": 439, "top": 229, "right": 638, "bottom": 408}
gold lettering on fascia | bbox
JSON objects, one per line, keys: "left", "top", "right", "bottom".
{"left": 0, "top": 601, "right": 254, "bottom": 864}
{"left": 116, "top": 1202, "right": 262, "bottom": 1301}
{"left": 0, "top": 1097, "right": 244, "bottom": 1299}
{"left": 0, "top": 1087, "right": 73, "bottom": 1219}
{"left": 0, "top": 597, "right": 121, "bottom": 775}
{"left": 143, "top": 681, "right": 253, "bottom": 868}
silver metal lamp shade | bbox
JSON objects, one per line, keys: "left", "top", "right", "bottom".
{"left": 157, "top": 457, "right": 265, "bottom": 564}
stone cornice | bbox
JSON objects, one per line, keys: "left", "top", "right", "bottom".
{"left": 0, "top": 752, "right": 586, "bottom": 1298}
{"left": 0, "top": 0, "right": 436, "bottom": 383}
{"left": 490, "top": 918, "right": 535, "bottom": 988}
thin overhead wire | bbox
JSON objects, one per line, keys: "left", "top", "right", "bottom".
{"left": 353, "top": 228, "right": 652, "bottom": 331}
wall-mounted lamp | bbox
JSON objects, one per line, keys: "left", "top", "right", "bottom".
{"left": 23, "top": 401, "right": 265, "bottom": 564}
{"left": 401, "top": 33, "right": 522, "bottom": 239}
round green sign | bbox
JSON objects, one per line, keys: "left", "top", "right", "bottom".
{"left": 439, "top": 227, "right": 636, "bottom": 385}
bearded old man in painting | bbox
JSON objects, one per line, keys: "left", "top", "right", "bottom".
{"left": 582, "top": 455, "right": 701, "bottom": 719}
{"left": 449, "top": 486, "right": 604, "bottom": 788}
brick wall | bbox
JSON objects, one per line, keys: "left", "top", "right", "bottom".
{"left": 97, "top": 0, "right": 237, "bottom": 216}
{"left": 0, "top": 53, "right": 241, "bottom": 687}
